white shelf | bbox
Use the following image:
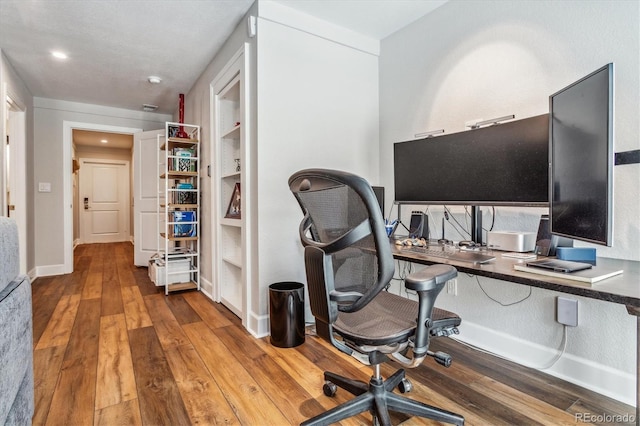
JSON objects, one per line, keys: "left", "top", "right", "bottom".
{"left": 222, "top": 255, "right": 242, "bottom": 268}
{"left": 220, "top": 218, "right": 242, "bottom": 227}
{"left": 222, "top": 124, "right": 240, "bottom": 139}
{"left": 221, "top": 171, "right": 241, "bottom": 179}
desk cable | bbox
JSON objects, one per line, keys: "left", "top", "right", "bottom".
{"left": 443, "top": 206, "right": 471, "bottom": 240}
{"left": 472, "top": 274, "right": 532, "bottom": 306}
{"left": 451, "top": 324, "right": 568, "bottom": 371}
{"left": 466, "top": 274, "right": 570, "bottom": 369}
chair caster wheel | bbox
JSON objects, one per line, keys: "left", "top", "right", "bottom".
{"left": 372, "top": 414, "right": 381, "bottom": 426}
{"left": 323, "top": 381, "right": 338, "bottom": 397}
{"left": 398, "top": 378, "right": 412, "bottom": 393}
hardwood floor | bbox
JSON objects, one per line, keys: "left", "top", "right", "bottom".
{"left": 32, "top": 242, "right": 634, "bottom": 425}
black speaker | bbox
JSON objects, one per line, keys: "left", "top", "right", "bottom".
{"left": 535, "top": 215, "right": 573, "bottom": 256}
{"left": 372, "top": 186, "right": 384, "bottom": 216}
{"left": 408, "top": 212, "right": 429, "bottom": 239}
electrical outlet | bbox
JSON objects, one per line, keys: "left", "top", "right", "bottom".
{"left": 446, "top": 279, "right": 457, "bottom": 296}
{"left": 557, "top": 296, "right": 578, "bottom": 326}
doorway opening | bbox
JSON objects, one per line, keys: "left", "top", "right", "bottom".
{"left": 63, "top": 122, "right": 142, "bottom": 274}
{"left": 73, "top": 129, "right": 133, "bottom": 245}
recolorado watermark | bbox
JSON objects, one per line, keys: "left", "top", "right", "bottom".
{"left": 575, "top": 412, "right": 635, "bottom": 423}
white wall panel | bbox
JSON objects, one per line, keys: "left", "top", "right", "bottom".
{"left": 255, "top": 17, "right": 379, "bottom": 321}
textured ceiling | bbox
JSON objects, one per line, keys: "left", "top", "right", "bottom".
{"left": 0, "top": 0, "right": 254, "bottom": 114}
{"left": 0, "top": 0, "right": 445, "bottom": 117}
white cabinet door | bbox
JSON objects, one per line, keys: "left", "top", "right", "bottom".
{"left": 133, "top": 129, "right": 164, "bottom": 266}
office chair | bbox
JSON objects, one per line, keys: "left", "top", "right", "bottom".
{"left": 289, "top": 169, "right": 465, "bottom": 426}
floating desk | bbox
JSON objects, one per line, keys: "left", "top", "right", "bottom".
{"left": 391, "top": 243, "right": 640, "bottom": 423}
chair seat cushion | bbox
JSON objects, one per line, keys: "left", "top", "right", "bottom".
{"left": 334, "top": 291, "right": 459, "bottom": 347}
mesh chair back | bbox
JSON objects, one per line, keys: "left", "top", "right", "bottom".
{"left": 289, "top": 169, "right": 394, "bottom": 320}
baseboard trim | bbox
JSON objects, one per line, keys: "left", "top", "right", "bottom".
{"left": 247, "top": 311, "right": 269, "bottom": 339}
{"left": 35, "top": 264, "right": 67, "bottom": 277}
{"left": 28, "top": 268, "right": 38, "bottom": 282}
{"left": 455, "top": 321, "right": 635, "bottom": 406}
{"left": 199, "top": 276, "right": 214, "bottom": 300}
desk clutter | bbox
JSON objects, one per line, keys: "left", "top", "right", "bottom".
{"left": 394, "top": 238, "right": 496, "bottom": 264}
{"left": 394, "top": 237, "right": 430, "bottom": 247}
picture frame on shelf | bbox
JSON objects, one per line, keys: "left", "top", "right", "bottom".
{"left": 225, "top": 182, "right": 241, "bottom": 219}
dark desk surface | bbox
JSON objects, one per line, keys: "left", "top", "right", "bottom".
{"left": 391, "top": 243, "right": 640, "bottom": 309}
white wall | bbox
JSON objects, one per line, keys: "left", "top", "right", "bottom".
{"left": 1, "top": 49, "right": 35, "bottom": 272}
{"left": 379, "top": 0, "right": 639, "bottom": 405}
{"left": 254, "top": 4, "right": 380, "bottom": 327}
{"left": 32, "top": 98, "right": 170, "bottom": 273}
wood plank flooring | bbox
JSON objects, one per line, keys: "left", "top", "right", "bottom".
{"left": 32, "top": 242, "right": 634, "bottom": 425}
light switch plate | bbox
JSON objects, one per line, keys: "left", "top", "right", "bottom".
{"left": 38, "top": 182, "right": 52, "bottom": 193}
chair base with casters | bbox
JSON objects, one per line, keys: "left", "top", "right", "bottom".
{"left": 302, "top": 307, "right": 465, "bottom": 426}
{"left": 302, "top": 271, "right": 465, "bottom": 426}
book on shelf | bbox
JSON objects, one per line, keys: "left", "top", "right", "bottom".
{"left": 168, "top": 211, "right": 197, "bottom": 237}
{"left": 173, "top": 183, "right": 196, "bottom": 204}
{"left": 171, "top": 147, "right": 196, "bottom": 172}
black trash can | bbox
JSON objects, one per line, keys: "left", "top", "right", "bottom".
{"left": 269, "top": 282, "right": 305, "bottom": 348}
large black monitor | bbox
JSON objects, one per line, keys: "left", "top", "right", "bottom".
{"left": 394, "top": 114, "right": 549, "bottom": 206}
{"left": 549, "top": 63, "right": 614, "bottom": 246}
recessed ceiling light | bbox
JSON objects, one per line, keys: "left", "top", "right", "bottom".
{"left": 100, "top": 139, "right": 108, "bottom": 144}
{"left": 51, "top": 51, "right": 68, "bottom": 59}
{"left": 147, "top": 76, "right": 162, "bottom": 84}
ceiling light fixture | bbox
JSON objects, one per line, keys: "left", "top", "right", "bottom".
{"left": 100, "top": 139, "right": 108, "bottom": 144}
{"left": 51, "top": 51, "right": 68, "bottom": 59}
{"left": 147, "top": 76, "right": 162, "bottom": 84}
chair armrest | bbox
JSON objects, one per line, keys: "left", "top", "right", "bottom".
{"left": 404, "top": 264, "right": 458, "bottom": 358}
{"left": 405, "top": 264, "right": 457, "bottom": 292}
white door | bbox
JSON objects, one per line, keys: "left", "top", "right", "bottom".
{"left": 133, "top": 129, "right": 164, "bottom": 266}
{"left": 79, "top": 158, "right": 129, "bottom": 244}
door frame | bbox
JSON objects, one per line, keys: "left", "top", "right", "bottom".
{"left": 2, "top": 89, "right": 27, "bottom": 274}
{"left": 63, "top": 122, "right": 142, "bottom": 273}
{"left": 78, "top": 157, "right": 130, "bottom": 244}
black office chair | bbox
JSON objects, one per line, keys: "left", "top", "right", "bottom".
{"left": 289, "top": 169, "right": 465, "bottom": 426}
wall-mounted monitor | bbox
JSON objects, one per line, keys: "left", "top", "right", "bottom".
{"left": 549, "top": 63, "right": 614, "bottom": 246}
{"left": 394, "top": 114, "right": 549, "bottom": 206}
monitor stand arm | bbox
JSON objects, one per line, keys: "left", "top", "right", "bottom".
{"left": 395, "top": 203, "right": 410, "bottom": 235}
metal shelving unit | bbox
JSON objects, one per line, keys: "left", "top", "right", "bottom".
{"left": 155, "top": 122, "right": 200, "bottom": 295}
